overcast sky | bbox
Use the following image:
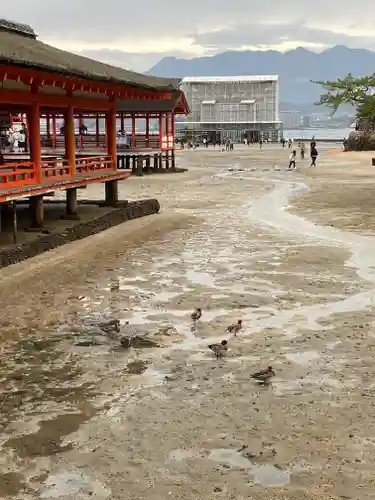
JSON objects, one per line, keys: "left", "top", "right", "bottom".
{"left": 3, "top": 1, "right": 375, "bottom": 71}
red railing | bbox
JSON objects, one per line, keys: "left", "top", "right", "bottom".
{"left": 76, "top": 155, "right": 114, "bottom": 174}
{"left": 0, "top": 155, "right": 115, "bottom": 191}
{"left": 41, "top": 158, "right": 71, "bottom": 181}
{"left": 0, "top": 161, "right": 36, "bottom": 188}
{"left": 131, "top": 134, "right": 160, "bottom": 149}
{"left": 161, "top": 134, "right": 174, "bottom": 151}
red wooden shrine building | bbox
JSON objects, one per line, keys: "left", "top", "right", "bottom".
{"left": 0, "top": 19, "right": 189, "bottom": 227}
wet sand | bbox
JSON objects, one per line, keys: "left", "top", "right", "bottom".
{"left": 1, "top": 144, "right": 375, "bottom": 499}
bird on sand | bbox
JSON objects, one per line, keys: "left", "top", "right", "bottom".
{"left": 98, "top": 318, "right": 121, "bottom": 334}
{"left": 227, "top": 319, "right": 243, "bottom": 336}
{"left": 251, "top": 366, "right": 275, "bottom": 383}
{"left": 191, "top": 308, "right": 202, "bottom": 321}
{"left": 208, "top": 340, "right": 228, "bottom": 359}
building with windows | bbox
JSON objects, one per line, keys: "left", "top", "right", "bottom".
{"left": 179, "top": 75, "right": 281, "bottom": 142}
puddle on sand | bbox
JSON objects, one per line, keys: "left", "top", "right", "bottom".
{"left": 285, "top": 350, "right": 320, "bottom": 366}
{"left": 169, "top": 449, "right": 201, "bottom": 462}
{"left": 186, "top": 270, "right": 215, "bottom": 287}
{"left": 152, "top": 291, "right": 181, "bottom": 302}
{"left": 40, "top": 471, "right": 111, "bottom": 499}
{"left": 252, "top": 465, "right": 291, "bottom": 487}
{"left": 208, "top": 449, "right": 290, "bottom": 487}
{"left": 3, "top": 408, "right": 96, "bottom": 458}
{"left": 0, "top": 472, "right": 27, "bottom": 497}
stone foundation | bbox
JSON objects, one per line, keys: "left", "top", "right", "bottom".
{"left": 0, "top": 199, "right": 160, "bottom": 269}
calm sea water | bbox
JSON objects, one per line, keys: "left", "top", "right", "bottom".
{"left": 283, "top": 128, "right": 352, "bottom": 140}
{"left": 39, "top": 121, "right": 352, "bottom": 140}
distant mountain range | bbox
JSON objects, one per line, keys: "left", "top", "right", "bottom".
{"left": 148, "top": 45, "right": 375, "bottom": 112}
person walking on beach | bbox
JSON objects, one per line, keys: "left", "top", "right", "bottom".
{"left": 287, "top": 150, "right": 297, "bottom": 170}
{"left": 259, "top": 137, "right": 263, "bottom": 149}
{"left": 300, "top": 142, "right": 305, "bottom": 160}
{"left": 310, "top": 142, "right": 318, "bottom": 167}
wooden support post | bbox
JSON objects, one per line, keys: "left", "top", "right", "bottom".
{"left": 1, "top": 203, "right": 13, "bottom": 232}
{"left": 105, "top": 180, "right": 118, "bottom": 206}
{"left": 171, "top": 149, "right": 176, "bottom": 169}
{"left": 126, "top": 155, "right": 130, "bottom": 170}
{"left": 153, "top": 154, "right": 158, "bottom": 171}
{"left": 30, "top": 195, "right": 44, "bottom": 228}
{"left": 136, "top": 156, "right": 143, "bottom": 176}
{"left": 145, "top": 155, "right": 151, "bottom": 173}
{"left": 64, "top": 105, "right": 76, "bottom": 176}
{"left": 64, "top": 188, "right": 79, "bottom": 219}
{"left": 107, "top": 107, "right": 117, "bottom": 170}
{"left": 12, "top": 201, "right": 17, "bottom": 243}
{"left": 28, "top": 85, "right": 42, "bottom": 184}
{"left": 165, "top": 150, "right": 170, "bottom": 169}
{"left": 132, "top": 155, "right": 136, "bottom": 173}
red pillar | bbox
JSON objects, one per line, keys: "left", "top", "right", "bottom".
{"left": 29, "top": 86, "right": 42, "bottom": 183}
{"left": 65, "top": 105, "right": 76, "bottom": 176}
{"left": 146, "top": 115, "right": 150, "bottom": 140}
{"left": 107, "top": 107, "right": 117, "bottom": 170}
{"left": 52, "top": 115, "right": 57, "bottom": 148}
{"left": 120, "top": 112, "right": 125, "bottom": 134}
{"left": 95, "top": 114, "right": 100, "bottom": 147}
{"left": 165, "top": 113, "right": 170, "bottom": 149}
{"left": 171, "top": 113, "right": 175, "bottom": 149}
{"left": 78, "top": 114, "right": 83, "bottom": 149}
{"left": 46, "top": 114, "right": 51, "bottom": 137}
{"left": 159, "top": 113, "right": 163, "bottom": 150}
{"left": 131, "top": 115, "right": 136, "bottom": 149}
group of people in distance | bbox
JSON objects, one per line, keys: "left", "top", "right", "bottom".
{"left": 287, "top": 140, "right": 318, "bottom": 171}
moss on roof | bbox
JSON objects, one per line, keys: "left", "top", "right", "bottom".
{"left": 117, "top": 90, "right": 188, "bottom": 113}
{"left": 0, "top": 20, "right": 180, "bottom": 92}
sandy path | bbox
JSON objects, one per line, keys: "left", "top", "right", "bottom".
{"left": 1, "top": 145, "right": 375, "bottom": 499}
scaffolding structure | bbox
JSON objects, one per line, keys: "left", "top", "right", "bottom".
{"left": 180, "top": 76, "right": 281, "bottom": 141}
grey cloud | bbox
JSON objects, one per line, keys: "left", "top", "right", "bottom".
{"left": 2, "top": 1, "right": 375, "bottom": 68}
{"left": 3, "top": 0, "right": 375, "bottom": 42}
{"left": 191, "top": 22, "right": 375, "bottom": 50}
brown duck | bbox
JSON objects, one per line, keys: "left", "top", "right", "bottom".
{"left": 251, "top": 366, "right": 275, "bottom": 383}
{"left": 98, "top": 318, "right": 120, "bottom": 333}
{"left": 208, "top": 340, "right": 228, "bottom": 359}
{"left": 227, "top": 319, "right": 243, "bottom": 335}
{"left": 191, "top": 308, "right": 202, "bottom": 321}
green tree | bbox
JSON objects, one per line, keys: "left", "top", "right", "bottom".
{"left": 313, "top": 74, "right": 375, "bottom": 130}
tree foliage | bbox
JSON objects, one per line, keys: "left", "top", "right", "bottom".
{"left": 313, "top": 73, "right": 375, "bottom": 129}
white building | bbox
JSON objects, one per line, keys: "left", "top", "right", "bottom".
{"left": 179, "top": 75, "right": 281, "bottom": 142}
